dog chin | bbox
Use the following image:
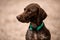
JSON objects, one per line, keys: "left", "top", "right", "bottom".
{"left": 18, "top": 20, "right": 29, "bottom": 23}
{"left": 21, "top": 21, "right": 29, "bottom": 23}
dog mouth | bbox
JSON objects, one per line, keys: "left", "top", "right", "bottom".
{"left": 16, "top": 14, "right": 36, "bottom": 23}
{"left": 16, "top": 16, "right": 29, "bottom": 23}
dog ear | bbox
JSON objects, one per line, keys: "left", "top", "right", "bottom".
{"left": 38, "top": 8, "right": 47, "bottom": 20}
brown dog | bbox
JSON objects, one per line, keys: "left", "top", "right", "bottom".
{"left": 16, "top": 3, "right": 51, "bottom": 40}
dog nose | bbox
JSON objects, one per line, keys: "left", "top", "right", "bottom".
{"left": 16, "top": 16, "right": 20, "bottom": 20}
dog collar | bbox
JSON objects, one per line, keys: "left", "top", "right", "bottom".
{"left": 29, "top": 22, "right": 44, "bottom": 31}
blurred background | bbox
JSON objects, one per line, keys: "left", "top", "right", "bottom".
{"left": 0, "top": 0, "right": 60, "bottom": 40}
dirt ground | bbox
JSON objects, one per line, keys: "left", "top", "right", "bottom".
{"left": 0, "top": 0, "right": 60, "bottom": 40}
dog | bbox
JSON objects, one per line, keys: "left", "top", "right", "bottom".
{"left": 16, "top": 3, "right": 51, "bottom": 40}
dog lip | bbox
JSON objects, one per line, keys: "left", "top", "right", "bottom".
{"left": 16, "top": 16, "right": 29, "bottom": 23}
{"left": 19, "top": 19, "right": 29, "bottom": 23}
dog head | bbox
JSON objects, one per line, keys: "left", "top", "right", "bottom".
{"left": 16, "top": 3, "right": 47, "bottom": 23}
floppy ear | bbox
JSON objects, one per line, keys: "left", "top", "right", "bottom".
{"left": 39, "top": 8, "right": 47, "bottom": 20}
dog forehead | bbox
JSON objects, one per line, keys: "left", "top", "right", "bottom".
{"left": 25, "top": 3, "right": 38, "bottom": 8}
{"left": 25, "top": 5, "right": 36, "bottom": 9}
{"left": 25, "top": 3, "right": 40, "bottom": 10}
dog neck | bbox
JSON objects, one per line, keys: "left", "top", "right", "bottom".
{"left": 29, "top": 22, "right": 44, "bottom": 31}
{"left": 29, "top": 15, "right": 43, "bottom": 30}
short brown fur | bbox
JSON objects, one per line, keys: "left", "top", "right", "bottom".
{"left": 16, "top": 3, "right": 51, "bottom": 40}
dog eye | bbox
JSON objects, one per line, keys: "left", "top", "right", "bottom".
{"left": 28, "top": 9, "right": 31, "bottom": 12}
{"left": 27, "top": 10, "right": 31, "bottom": 14}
